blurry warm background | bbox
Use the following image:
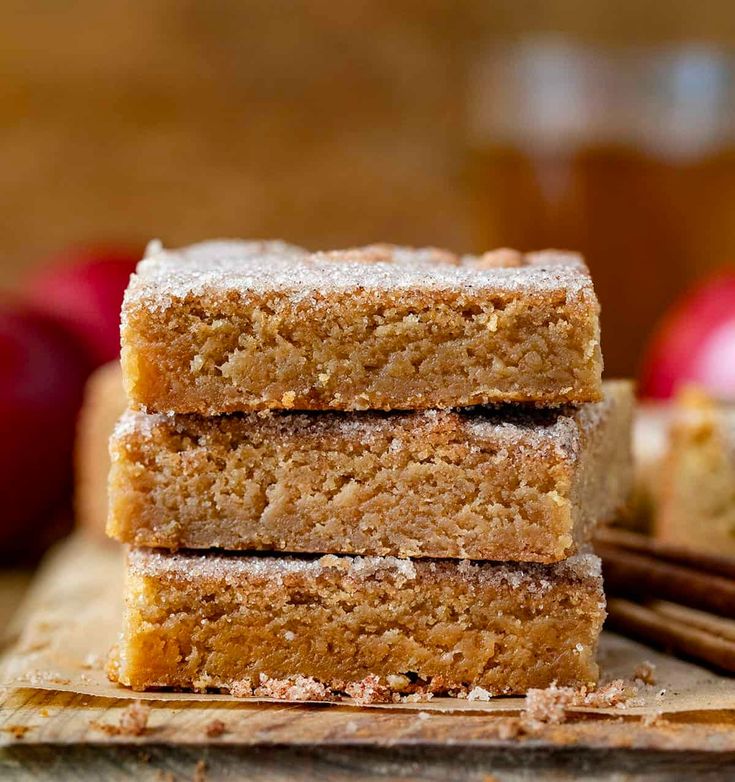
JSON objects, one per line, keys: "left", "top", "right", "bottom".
{"left": 2, "top": 0, "right": 735, "bottom": 560}
{"left": 3, "top": 1, "right": 735, "bottom": 376}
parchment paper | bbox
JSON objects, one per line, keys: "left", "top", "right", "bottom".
{"left": 1, "top": 535, "right": 733, "bottom": 715}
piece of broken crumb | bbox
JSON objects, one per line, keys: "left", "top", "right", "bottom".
{"left": 345, "top": 674, "right": 392, "bottom": 705}
{"left": 397, "top": 691, "right": 434, "bottom": 704}
{"left": 90, "top": 701, "right": 150, "bottom": 737}
{"left": 522, "top": 679, "right": 637, "bottom": 727}
{"left": 522, "top": 683, "right": 579, "bottom": 727}
{"left": 229, "top": 677, "right": 253, "bottom": 698}
{"left": 467, "top": 686, "right": 492, "bottom": 702}
{"left": 23, "top": 671, "right": 71, "bottom": 687}
{"left": 120, "top": 701, "right": 151, "bottom": 735}
{"left": 3, "top": 725, "right": 31, "bottom": 739}
{"left": 582, "top": 679, "right": 632, "bottom": 709}
{"left": 254, "top": 673, "right": 329, "bottom": 702}
{"left": 204, "top": 719, "right": 226, "bottom": 738}
{"left": 633, "top": 661, "right": 657, "bottom": 686}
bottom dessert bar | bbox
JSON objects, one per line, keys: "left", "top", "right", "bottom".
{"left": 109, "top": 549, "right": 605, "bottom": 698}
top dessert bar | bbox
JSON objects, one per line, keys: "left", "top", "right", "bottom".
{"left": 121, "top": 240, "right": 603, "bottom": 414}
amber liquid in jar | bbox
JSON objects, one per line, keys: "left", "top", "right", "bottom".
{"left": 467, "top": 42, "right": 735, "bottom": 377}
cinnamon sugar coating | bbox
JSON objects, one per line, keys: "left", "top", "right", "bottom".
{"left": 121, "top": 240, "right": 603, "bottom": 414}
{"left": 109, "top": 549, "right": 605, "bottom": 696}
{"left": 107, "top": 382, "right": 632, "bottom": 561}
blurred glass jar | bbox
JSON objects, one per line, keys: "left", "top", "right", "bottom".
{"left": 466, "top": 37, "right": 735, "bottom": 378}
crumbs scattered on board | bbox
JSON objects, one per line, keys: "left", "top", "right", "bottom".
{"left": 90, "top": 701, "right": 150, "bottom": 736}
{"left": 204, "top": 719, "right": 226, "bottom": 738}
{"left": 2, "top": 725, "right": 32, "bottom": 739}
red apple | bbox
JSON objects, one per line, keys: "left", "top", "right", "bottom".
{"left": 640, "top": 272, "right": 735, "bottom": 399}
{"left": 0, "top": 302, "right": 88, "bottom": 553}
{"left": 24, "top": 245, "right": 140, "bottom": 367}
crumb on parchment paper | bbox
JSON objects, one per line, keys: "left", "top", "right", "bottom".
{"left": 633, "top": 661, "right": 657, "bottom": 686}
{"left": 345, "top": 674, "right": 392, "bottom": 705}
{"left": 467, "top": 686, "right": 492, "bottom": 702}
{"left": 90, "top": 701, "right": 150, "bottom": 736}
{"left": 204, "top": 719, "right": 226, "bottom": 738}
{"left": 522, "top": 683, "right": 580, "bottom": 727}
{"left": 227, "top": 673, "right": 441, "bottom": 704}
{"left": 2, "top": 725, "right": 32, "bottom": 739}
{"left": 397, "top": 690, "right": 434, "bottom": 703}
{"left": 521, "top": 679, "right": 639, "bottom": 728}
{"left": 255, "top": 673, "right": 329, "bottom": 702}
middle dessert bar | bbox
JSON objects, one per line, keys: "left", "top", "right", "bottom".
{"left": 108, "top": 381, "right": 632, "bottom": 562}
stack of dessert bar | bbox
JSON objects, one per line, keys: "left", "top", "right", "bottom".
{"left": 106, "top": 240, "right": 633, "bottom": 700}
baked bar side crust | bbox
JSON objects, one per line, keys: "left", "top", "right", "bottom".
{"left": 121, "top": 243, "right": 602, "bottom": 413}
{"left": 111, "top": 551, "right": 605, "bottom": 696}
{"left": 107, "top": 390, "right": 631, "bottom": 560}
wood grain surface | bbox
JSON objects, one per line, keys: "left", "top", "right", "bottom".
{"left": 3, "top": 540, "right": 735, "bottom": 779}
{"left": 1, "top": 687, "right": 735, "bottom": 780}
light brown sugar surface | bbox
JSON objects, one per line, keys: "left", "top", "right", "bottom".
{"left": 121, "top": 241, "right": 603, "bottom": 414}
{"left": 110, "top": 550, "right": 605, "bottom": 698}
{"left": 107, "top": 381, "right": 633, "bottom": 561}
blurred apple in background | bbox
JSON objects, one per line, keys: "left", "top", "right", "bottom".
{"left": 0, "top": 244, "right": 139, "bottom": 559}
{"left": 0, "top": 302, "right": 88, "bottom": 558}
{"left": 23, "top": 245, "right": 139, "bottom": 367}
{"left": 640, "top": 272, "right": 735, "bottom": 400}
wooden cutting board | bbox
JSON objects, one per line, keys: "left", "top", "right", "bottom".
{"left": 2, "top": 682, "right": 735, "bottom": 780}
{"left": 3, "top": 539, "right": 735, "bottom": 780}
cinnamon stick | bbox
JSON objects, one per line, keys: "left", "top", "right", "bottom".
{"left": 596, "top": 542, "right": 735, "bottom": 619}
{"left": 650, "top": 601, "right": 735, "bottom": 643}
{"left": 595, "top": 528, "right": 735, "bottom": 580}
{"left": 607, "top": 599, "right": 735, "bottom": 673}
